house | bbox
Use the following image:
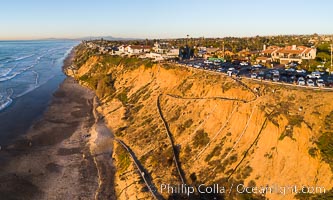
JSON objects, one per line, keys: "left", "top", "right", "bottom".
{"left": 125, "top": 45, "right": 151, "bottom": 54}
{"left": 274, "top": 45, "right": 316, "bottom": 64}
{"left": 153, "top": 42, "right": 170, "bottom": 54}
{"left": 206, "top": 47, "right": 220, "bottom": 54}
{"left": 144, "top": 52, "right": 164, "bottom": 61}
{"left": 256, "top": 56, "right": 272, "bottom": 64}
{"left": 261, "top": 45, "right": 316, "bottom": 64}
{"left": 238, "top": 49, "right": 251, "bottom": 57}
{"left": 197, "top": 47, "right": 207, "bottom": 57}
{"left": 166, "top": 48, "right": 180, "bottom": 57}
{"left": 224, "top": 50, "right": 235, "bottom": 57}
{"left": 262, "top": 45, "right": 280, "bottom": 57}
{"left": 118, "top": 45, "right": 127, "bottom": 53}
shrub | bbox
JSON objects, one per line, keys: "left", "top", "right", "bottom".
{"left": 288, "top": 115, "right": 304, "bottom": 127}
{"left": 317, "top": 131, "right": 333, "bottom": 171}
{"left": 308, "top": 147, "right": 317, "bottom": 158}
{"left": 170, "top": 108, "right": 181, "bottom": 122}
{"left": 117, "top": 91, "right": 128, "bottom": 105}
{"left": 115, "top": 145, "right": 131, "bottom": 173}
{"left": 205, "top": 146, "right": 222, "bottom": 162}
{"left": 241, "top": 166, "right": 253, "bottom": 179}
{"left": 193, "top": 129, "right": 210, "bottom": 147}
{"left": 324, "top": 111, "right": 333, "bottom": 130}
{"left": 184, "top": 119, "right": 193, "bottom": 128}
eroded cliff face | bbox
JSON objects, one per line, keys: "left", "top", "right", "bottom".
{"left": 69, "top": 46, "right": 333, "bottom": 199}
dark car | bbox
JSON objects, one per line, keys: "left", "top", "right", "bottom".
{"left": 265, "top": 73, "right": 273, "bottom": 80}
{"left": 326, "top": 76, "right": 333, "bottom": 87}
{"left": 257, "top": 71, "right": 265, "bottom": 80}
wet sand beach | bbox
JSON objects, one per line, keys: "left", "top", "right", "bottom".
{"left": 0, "top": 76, "right": 116, "bottom": 199}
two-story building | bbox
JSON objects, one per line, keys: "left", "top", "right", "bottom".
{"left": 125, "top": 45, "right": 151, "bottom": 54}
{"left": 260, "top": 45, "right": 316, "bottom": 64}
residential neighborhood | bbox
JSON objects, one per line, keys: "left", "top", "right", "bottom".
{"left": 82, "top": 34, "right": 333, "bottom": 89}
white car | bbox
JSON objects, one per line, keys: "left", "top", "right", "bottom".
{"left": 251, "top": 73, "right": 257, "bottom": 79}
{"left": 286, "top": 68, "right": 296, "bottom": 72}
{"left": 296, "top": 69, "right": 306, "bottom": 74}
{"left": 297, "top": 77, "right": 306, "bottom": 86}
{"left": 307, "top": 79, "right": 315, "bottom": 87}
{"left": 307, "top": 71, "right": 321, "bottom": 79}
{"left": 272, "top": 74, "right": 280, "bottom": 82}
{"left": 316, "top": 79, "right": 325, "bottom": 87}
{"left": 227, "top": 68, "right": 235, "bottom": 76}
{"left": 204, "top": 60, "right": 213, "bottom": 64}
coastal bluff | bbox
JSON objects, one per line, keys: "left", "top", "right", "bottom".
{"left": 64, "top": 43, "right": 333, "bottom": 199}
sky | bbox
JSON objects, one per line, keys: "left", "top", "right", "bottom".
{"left": 0, "top": 0, "right": 333, "bottom": 40}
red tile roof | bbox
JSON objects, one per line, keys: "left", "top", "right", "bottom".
{"left": 277, "top": 49, "right": 303, "bottom": 54}
{"left": 263, "top": 45, "right": 314, "bottom": 55}
{"left": 256, "top": 57, "right": 270, "bottom": 60}
{"left": 303, "top": 48, "right": 312, "bottom": 54}
{"left": 262, "top": 49, "right": 277, "bottom": 54}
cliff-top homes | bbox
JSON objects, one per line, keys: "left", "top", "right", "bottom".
{"left": 259, "top": 45, "right": 316, "bottom": 64}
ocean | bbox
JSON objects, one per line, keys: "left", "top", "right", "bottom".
{"left": 0, "top": 40, "right": 78, "bottom": 145}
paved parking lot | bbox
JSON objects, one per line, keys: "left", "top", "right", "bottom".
{"left": 178, "top": 59, "right": 333, "bottom": 89}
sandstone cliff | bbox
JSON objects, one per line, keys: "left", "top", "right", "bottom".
{"left": 68, "top": 44, "right": 333, "bottom": 200}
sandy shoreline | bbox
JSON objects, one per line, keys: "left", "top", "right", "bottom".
{"left": 0, "top": 66, "right": 116, "bottom": 198}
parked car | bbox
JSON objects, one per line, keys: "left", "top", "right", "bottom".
{"left": 265, "top": 73, "right": 273, "bottom": 80}
{"left": 257, "top": 71, "right": 265, "bottom": 80}
{"left": 307, "top": 79, "right": 315, "bottom": 87}
{"left": 271, "top": 70, "right": 279, "bottom": 81}
{"left": 327, "top": 76, "right": 333, "bottom": 87}
{"left": 290, "top": 75, "right": 296, "bottom": 82}
{"left": 227, "top": 67, "right": 235, "bottom": 76}
{"left": 307, "top": 71, "right": 321, "bottom": 79}
{"left": 213, "top": 60, "right": 221, "bottom": 66}
{"left": 280, "top": 76, "right": 288, "bottom": 82}
{"left": 251, "top": 73, "right": 257, "bottom": 79}
{"left": 297, "top": 77, "right": 306, "bottom": 86}
{"left": 252, "top": 64, "right": 263, "bottom": 69}
{"left": 204, "top": 60, "right": 213, "bottom": 64}
{"left": 296, "top": 69, "right": 306, "bottom": 74}
{"left": 316, "top": 79, "right": 325, "bottom": 87}
{"left": 193, "top": 64, "right": 201, "bottom": 68}
{"left": 285, "top": 68, "right": 296, "bottom": 72}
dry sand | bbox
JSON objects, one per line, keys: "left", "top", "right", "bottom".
{"left": 0, "top": 77, "right": 116, "bottom": 199}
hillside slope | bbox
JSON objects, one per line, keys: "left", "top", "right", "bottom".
{"left": 68, "top": 44, "right": 333, "bottom": 200}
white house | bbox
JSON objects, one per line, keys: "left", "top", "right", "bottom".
{"left": 144, "top": 52, "right": 164, "bottom": 61}
{"left": 125, "top": 45, "right": 151, "bottom": 54}
{"left": 153, "top": 42, "right": 170, "bottom": 54}
{"left": 166, "top": 48, "right": 180, "bottom": 57}
{"left": 118, "top": 45, "right": 127, "bottom": 53}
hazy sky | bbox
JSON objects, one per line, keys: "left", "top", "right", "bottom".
{"left": 1, "top": 0, "right": 332, "bottom": 40}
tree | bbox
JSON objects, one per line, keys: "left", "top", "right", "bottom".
{"left": 317, "top": 43, "right": 330, "bottom": 53}
{"left": 316, "top": 52, "right": 330, "bottom": 62}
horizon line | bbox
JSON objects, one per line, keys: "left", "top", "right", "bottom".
{"left": 0, "top": 33, "right": 333, "bottom": 41}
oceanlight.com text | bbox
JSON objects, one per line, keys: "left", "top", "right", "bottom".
{"left": 160, "top": 184, "right": 326, "bottom": 196}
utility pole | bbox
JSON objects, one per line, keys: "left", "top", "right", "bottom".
{"left": 222, "top": 41, "right": 225, "bottom": 58}
{"left": 186, "top": 34, "right": 189, "bottom": 46}
{"left": 331, "top": 37, "right": 333, "bottom": 73}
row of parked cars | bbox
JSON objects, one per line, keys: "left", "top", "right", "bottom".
{"left": 296, "top": 77, "right": 325, "bottom": 87}
{"left": 249, "top": 69, "right": 330, "bottom": 87}
{"left": 179, "top": 59, "right": 333, "bottom": 88}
